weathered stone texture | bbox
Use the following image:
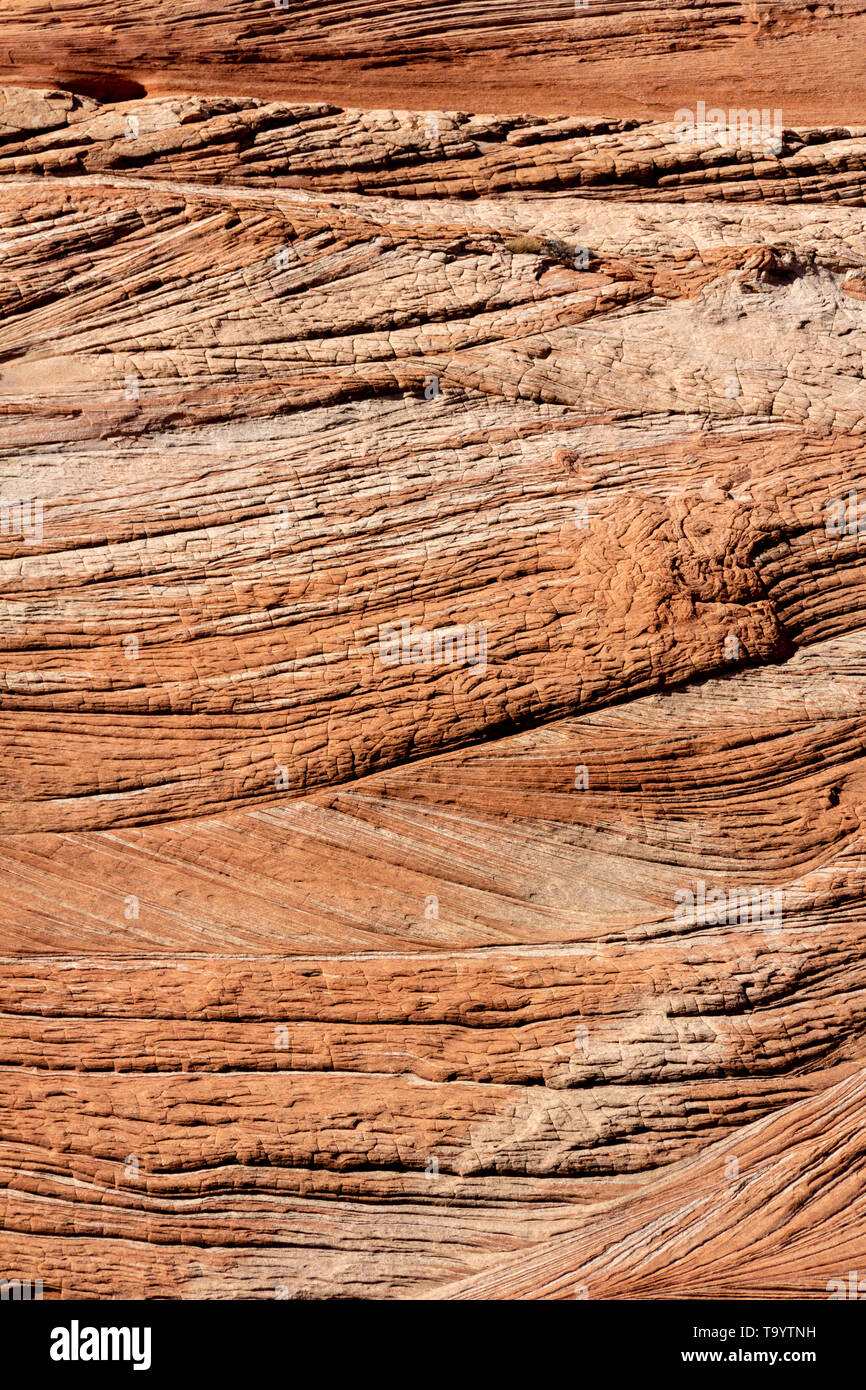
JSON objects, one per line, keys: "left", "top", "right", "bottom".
{"left": 1, "top": 67, "right": 866, "bottom": 1299}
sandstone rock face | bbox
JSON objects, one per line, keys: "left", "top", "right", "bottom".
{"left": 2, "top": 2, "right": 866, "bottom": 121}
{"left": 1, "top": 19, "right": 866, "bottom": 1300}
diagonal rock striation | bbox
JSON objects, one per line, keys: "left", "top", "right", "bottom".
{"left": 1, "top": 63, "right": 865, "bottom": 1303}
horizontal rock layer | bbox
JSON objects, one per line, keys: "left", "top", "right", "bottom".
{"left": 1, "top": 2, "right": 865, "bottom": 122}
{"left": 3, "top": 89, "right": 866, "bottom": 202}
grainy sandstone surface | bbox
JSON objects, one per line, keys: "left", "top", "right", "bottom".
{"left": 1, "top": 13, "right": 865, "bottom": 1300}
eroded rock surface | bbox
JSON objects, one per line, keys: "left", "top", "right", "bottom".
{"left": 2, "top": 2, "right": 866, "bottom": 121}
{"left": 1, "top": 81, "right": 865, "bottom": 1300}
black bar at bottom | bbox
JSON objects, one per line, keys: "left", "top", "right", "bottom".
{"left": 0, "top": 1297, "right": 855, "bottom": 1380}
